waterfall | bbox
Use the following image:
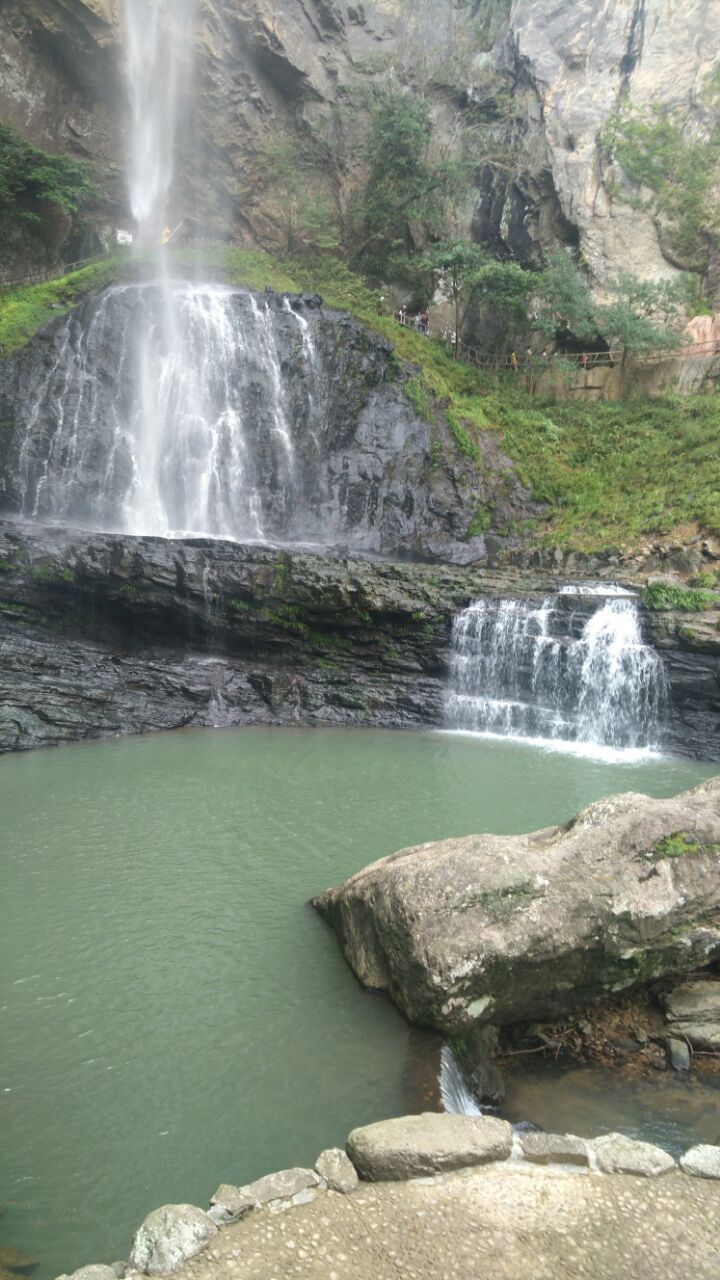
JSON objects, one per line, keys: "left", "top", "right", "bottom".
{"left": 122, "top": 0, "right": 192, "bottom": 240}
{"left": 16, "top": 284, "right": 327, "bottom": 540}
{"left": 439, "top": 1046, "right": 484, "bottom": 1116}
{"left": 446, "top": 591, "right": 667, "bottom": 756}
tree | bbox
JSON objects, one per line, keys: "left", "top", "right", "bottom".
{"left": 535, "top": 249, "right": 596, "bottom": 344}
{"left": 354, "top": 92, "right": 450, "bottom": 276}
{"left": 261, "top": 138, "right": 340, "bottom": 257}
{"left": 421, "top": 241, "right": 535, "bottom": 356}
{"left": 420, "top": 240, "right": 490, "bottom": 355}
{"left": 0, "top": 124, "right": 93, "bottom": 224}
{"left": 595, "top": 274, "right": 684, "bottom": 370}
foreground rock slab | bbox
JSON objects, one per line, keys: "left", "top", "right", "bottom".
{"left": 165, "top": 1163, "right": 720, "bottom": 1280}
{"left": 314, "top": 777, "right": 720, "bottom": 1032}
{"left": 128, "top": 1206, "right": 217, "bottom": 1275}
{"left": 346, "top": 1113, "right": 513, "bottom": 1181}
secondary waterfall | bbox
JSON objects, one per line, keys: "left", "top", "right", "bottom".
{"left": 439, "top": 1046, "right": 484, "bottom": 1116}
{"left": 16, "top": 284, "right": 327, "bottom": 540}
{"left": 446, "top": 590, "right": 667, "bottom": 755}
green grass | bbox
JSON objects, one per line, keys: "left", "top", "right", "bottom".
{"left": 641, "top": 584, "right": 720, "bottom": 611}
{"left": 0, "top": 257, "right": 131, "bottom": 356}
{"left": 2, "top": 247, "right": 719, "bottom": 552}
{"left": 652, "top": 831, "right": 720, "bottom": 860}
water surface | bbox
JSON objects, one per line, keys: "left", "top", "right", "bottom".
{"left": 1, "top": 727, "right": 716, "bottom": 1275}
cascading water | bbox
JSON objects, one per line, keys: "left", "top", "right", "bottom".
{"left": 15, "top": 284, "right": 327, "bottom": 540}
{"left": 446, "top": 589, "right": 667, "bottom": 755}
{"left": 439, "top": 1046, "right": 484, "bottom": 1116}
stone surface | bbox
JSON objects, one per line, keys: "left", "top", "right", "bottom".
{"left": 155, "top": 1161, "right": 720, "bottom": 1280}
{"left": 55, "top": 1269, "right": 117, "bottom": 1280}
{"left": 243, "top": 1168, "right": 320, "bottom": 1205}
{"left": 520, "top": 1133, "right": 589, "bottom": 1168}
{"left": 315, "top": 1148, "right": 359, "bottom": 1194}
{"left": 128, "top": 1205, "right": 217, "bottom": 1275}
{"left": 679, "top": 1145, "right": 720, "bottom": 1180}
{"left": 591, "top": 1134, "right": 676, "bottom": 1178}
{"left": 315, "top": 777, "right": 720, "bottom": 1033}
{"left": 207, "top": 1185, "right": 259, "bottom": 1222}
{"left": 346, "top": 1113, "right": 513, "bottom": 1181}
{"left": 662, "top": 980, "right": 720, "bottom": 1050}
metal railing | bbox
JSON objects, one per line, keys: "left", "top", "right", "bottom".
{"left": 396, "top": 320, "right": 720, "bottom": 370}
{"left": 0, "top": 254, "right": 109, "bottom": 293}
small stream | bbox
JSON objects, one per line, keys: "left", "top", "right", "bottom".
{"left": 1, "top": 726, "right": 717, "bottom": 1277}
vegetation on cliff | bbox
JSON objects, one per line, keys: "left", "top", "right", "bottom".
{"left": 0, "top": 124, "right": 95, "bottom": 270}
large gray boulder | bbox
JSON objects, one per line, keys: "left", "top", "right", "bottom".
{"left": 346, "top": 1113, "right": 513, "bottom": 1181}
{"left": 314, "top": 777, "right": 720, "bottom": 1033}
{"left": 128, "top": 1205, "right": 217, "bottom": 1275}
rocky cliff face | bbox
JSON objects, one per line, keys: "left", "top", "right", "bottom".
{"left": 0, "top": 522, "right": 718, "bottom": 757}
{"left": 2, "top": 0, "right": 718, "bottom": 295}
{"left": 491, "top": 0, "right": 720, "bottom": 289}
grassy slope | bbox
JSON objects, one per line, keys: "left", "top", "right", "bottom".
{"left": 1, "top": 247, "right": 718, "bottom": 553}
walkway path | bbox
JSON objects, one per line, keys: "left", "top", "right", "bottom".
{"left": 174, "top": 1164, "right": 720, "bottom": 1280}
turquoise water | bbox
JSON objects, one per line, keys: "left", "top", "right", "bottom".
{"left": 0, "top": 726, "right": 716, "bottom": 1276}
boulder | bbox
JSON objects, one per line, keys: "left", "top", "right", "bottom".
{"left": 128, "top": 1205, "right": 217, "bottom": 1275}
{"left": 210, "top": 1168, "right": 320, "bottom": 1214}
{"left": 346, "top": 1113, "right": 513, "bottom": 1181}
{"left": 679, "top": 1145, "right": 720, "bottom": 1180}
{"left": 590, "top": 1134, "right": 676, "bottom": 1178}
{"left": 313, "top": 778, "right": 720, "bottom": 1033}
{"left": 520, "top": 1133, "right": 589, "bottom": 1167}
{"left": 315, "top": 1148, "right": 359, "bottom": 1194}
{"left": 662, "top": 980, "right": 720, "bottom": 1050}
{"left": 665, "top": 1038, "right": 691, "bottom": 1072}
{"left": 207, "top": 1184, "right": 259, "bottom": 1224}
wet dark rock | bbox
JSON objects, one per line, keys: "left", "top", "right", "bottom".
{"left": 0, "top": 1252, "right": 35, "bottom": 1273}
{"left": 0, "top": 288, "right": 534, "bottom": 567}
{"left": 665, "top": 1038, "right": 691, "bottom": 1072}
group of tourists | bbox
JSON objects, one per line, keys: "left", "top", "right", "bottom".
{"left": 394, "top": 307, "right": 430, "bottom": 335}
